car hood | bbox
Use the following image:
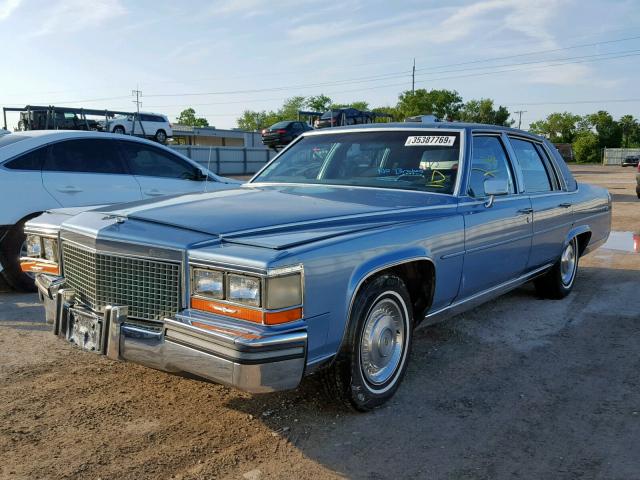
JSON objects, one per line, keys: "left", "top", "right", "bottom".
{"left": 90, "top": 185, "right": 457, "bottom": 249}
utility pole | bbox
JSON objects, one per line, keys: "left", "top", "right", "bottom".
{"left": 132, "top": 88, "right": 142, "bottom": 114}
{"left": 132, "top": 88, "right": 142, "bottom": 136}
{"left": 412, "top": 58, "right": 416, "bottom": 93}
{"left": 514, "top": 110, "right": 527, "bottom": 129}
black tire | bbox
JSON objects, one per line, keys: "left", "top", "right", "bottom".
{"left": 155, "top": 130, "right": 167, "bottom": 143}
{"left": 636, "top": 186, "right": 640, "bottom": 199}
{"left": 0, "top": 221, "right": 37, "bottom": 292}
{"left": 323, "top": 274, "right": 414, "bottom": 411}
{"left": 113, "top": 126, "right": 125, "bottom": 134}
{"left": 534, "top": 237, "right": 579, "bottom": 299}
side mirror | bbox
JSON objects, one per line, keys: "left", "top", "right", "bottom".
{"left": 195, "top": 169, "right": 209, "bottom": 181}
{"left": 484, "top": 178, "right": 509, "bottom": 208}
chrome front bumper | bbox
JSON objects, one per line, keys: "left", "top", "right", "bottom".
{"left": 36, "top": 275, "right": 307, "bottom": 393}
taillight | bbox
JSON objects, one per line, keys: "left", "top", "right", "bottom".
{"left": 276, "top": 129, "right": 287, "bottom": 134}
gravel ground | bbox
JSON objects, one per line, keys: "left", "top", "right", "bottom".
{"left": 0, "top": 165, "right": 638, "bottom": 480}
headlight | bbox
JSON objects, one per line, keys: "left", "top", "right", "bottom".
{"left": 227, "top": 273, "right": 261, "bottom": 307}
{"left": 192, "top": 268, "right": 224, "bottom": 299}
{"left": 189, "top": 265, "right": 303, "bottom": 325}
{"left": 26, "top": 235, "right": 42, "bottom": 258}
{"left": 266, "top": 274, "right": 302, "bottom": 309}
{"left": 21, "top": 234, "right": 60, "bottom": 275}
{"left": 43, "top": 238, "right": 58, "bottom": 262}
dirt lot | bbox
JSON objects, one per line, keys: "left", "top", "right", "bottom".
{"left": 1, "top": 165, "right": 638, "bottom": 480}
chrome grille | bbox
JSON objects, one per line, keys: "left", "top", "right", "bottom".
{"left": 62, "top": 241, "right": 181, "bottom": 322}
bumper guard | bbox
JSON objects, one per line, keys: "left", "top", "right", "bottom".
{"left": 36, "top": 274, "right": 307, "bottom": 393}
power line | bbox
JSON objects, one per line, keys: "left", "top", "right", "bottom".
{"left": 141, "top": 48, "right": 640, "bottom": 99}
{"left": 414, "top": 34, "right": 640, "bottom": 73}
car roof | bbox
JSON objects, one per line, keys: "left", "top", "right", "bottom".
{"left": 0, "top": 131, "right": 216, "bottom": 175}
{"left": 306, "top": 121, "right": 546, "bottom": 141}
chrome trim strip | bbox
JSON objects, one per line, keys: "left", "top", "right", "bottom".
{"left": 465, "top": 232, "right": 533, "bottom": 254}
{"left": 424, "top": 262, "right": 553, "bottom": 323}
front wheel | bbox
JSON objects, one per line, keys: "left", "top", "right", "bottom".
{"left": 534, "top": 237, "right": 579, "bottom": 299}
{"left": 113, "top": 126, "right": 125, "bottom": 134}
{"left": 324, "top": 274, "right": 414, "bottom": 411}
{"left": 0, "top": 221, "right": 37, "bottom": 292}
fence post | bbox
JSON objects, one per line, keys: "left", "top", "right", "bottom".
{"left": 215, "top": 147, "right": 220, "bottom": 174}
{"left": 243, "top": 148, "right": 248, "bottom": 175}
{"left": 187, "top": 146, "right": 192, "bottom": 160}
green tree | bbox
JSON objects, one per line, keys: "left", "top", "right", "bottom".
{"left": 618, "top": 114, "right": 640, "bottom": 147}
{"left": 529, "top": 112, "right": 581, "bottom": 143}
{"left": 305, "top": 94, "right": 332, "bottom": 112}
{"left": 459, "top": 98, "right": 513, "bottom": 126}
{"left": 582, "top": 111, "right": 622, "bottom": 148}
{"left": 572, "top": 131, "right": 600, "bottom": 163}
{"left": 396, "top": 88, "right": 463, "bottom": 120}
{"left": 236, "top": 110, "right": 279, "bottom": 131}
{"left": 279, "top": 96, "right": 307, "bottom": 120}
{"left": 175, "top": 108, "right": 209, "bottom": 128}
{"left": 330, "top": 101, "right": 370, "bottom": 111}
{"left": 371, "top": 106, "right": 399, "bottom": 122}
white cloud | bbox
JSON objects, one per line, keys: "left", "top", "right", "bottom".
{"left": 32, "top": 0, "right": 127, "bottom": 37}
{"left": 0, "top": 0, "right": 22, "bottom": 21}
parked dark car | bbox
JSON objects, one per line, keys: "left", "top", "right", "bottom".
{"left": 315, "top": 108, "right": 375, "bottom": 128}
{"left": 622, "top": 155, "right": 640, "bottom": 167}
{"left": 261, "top": 121, "right": 313, "bottom": 149}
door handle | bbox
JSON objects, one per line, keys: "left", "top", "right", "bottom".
{"left": 517, "top": 208, "right": 533, "bottom": 214}
{"left": 57, "top": 186, "right": 82, "bottom": 194}
{"left": 558, "top": 203, "right": 572, "bottom": 208}
{"left": 144, "top": 190, "right": 166, "bottom": 197}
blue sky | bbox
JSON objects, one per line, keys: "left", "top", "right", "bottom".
{"left": 1, "top": 0, "right": 640, "bottom": 130}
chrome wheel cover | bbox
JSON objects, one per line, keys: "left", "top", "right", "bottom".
{"left": 560, "top": 240, "right": 577, "bottom": 286}
{"left": 360, "top": 295, "right": 407, "bottom": 386}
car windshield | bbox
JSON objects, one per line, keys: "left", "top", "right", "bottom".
{"left": 252, "top": 130, "right": 462, "bottom": 194}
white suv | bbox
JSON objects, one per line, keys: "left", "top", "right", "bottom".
{"left": 0, "top": 130, "right": 236, "bottom": 291}
{"left": 104, "top": 112, "right": 173, "bottom": 143}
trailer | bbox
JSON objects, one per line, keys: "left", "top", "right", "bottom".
{"left": 2, "top": 105, "right": 149, "bottom": 137}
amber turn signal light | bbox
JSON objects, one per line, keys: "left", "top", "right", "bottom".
{"left": 190, "top": 298, "right": 302, "bottom": 325}
{"left": 20, "top": 260, "right": 59, "bottom": 275}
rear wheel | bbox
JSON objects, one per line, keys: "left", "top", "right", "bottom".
{"left": 534, "top": 237, "right": 579, "bottom": 299}
{"left": 0, "top": 221, "right": 37, "bottom": 292}
{"left": 113, "top": 126, "right": 125, "bottom": 134}
{"left": 323, "top": 274, "right": 413, "bottom": 411}
{"left": 155, "top": 130, "right": 167, "bottom": 143}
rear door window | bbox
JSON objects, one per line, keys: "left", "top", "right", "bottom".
{"left": 43, "top": 139, "right": 128, "bottom": 174}
{"left": 508, "top": 138, "right": 553, "bottom": 193}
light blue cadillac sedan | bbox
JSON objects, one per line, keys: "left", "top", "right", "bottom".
{"left": 23, "top": 121, "right": 611, "bottom": 411}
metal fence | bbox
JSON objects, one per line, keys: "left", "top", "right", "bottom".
{"left": 602, "top": 147, "right": 640, "bottom": 166}
{"left": 170, "top": 145, "right": 277, "bottom": 175}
